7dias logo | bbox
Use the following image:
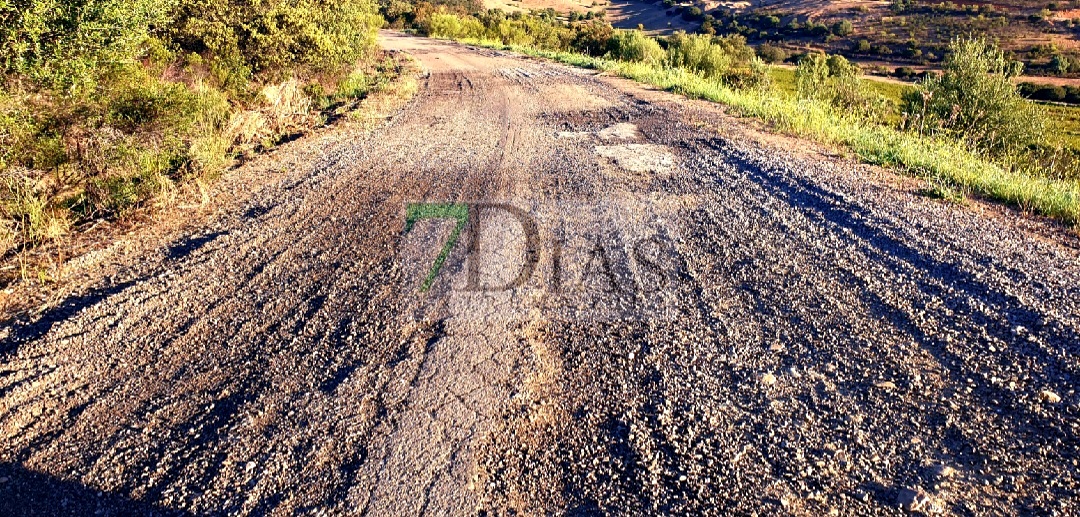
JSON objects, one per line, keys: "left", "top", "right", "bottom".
{"left": 399, "top": 201, "right": 681, "bottom": 320}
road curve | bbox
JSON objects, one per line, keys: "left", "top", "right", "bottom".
{"left": 2, "top": 33, "right": 1079, "bottom": 515}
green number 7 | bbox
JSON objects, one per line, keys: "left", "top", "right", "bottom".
{"left": 403, "top": 203, "right": 470, "bottom": 292}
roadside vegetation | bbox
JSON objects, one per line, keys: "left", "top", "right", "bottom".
{"left": 0, "top": 0, "right": 394, "bottom": 278}
{"left": 403, "top": 7, "right": 1078, "bottom": 226}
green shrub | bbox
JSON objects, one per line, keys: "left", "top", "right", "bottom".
{"left": 796, "top": 53, "right": 829, "bottom": 95}
{"left": 1020, "top": 83, "right": 1068, "bottom": 102}
{"left": 904, "top": 37, "right": 1046, "bottom": 155}
{"left": 666, "top": 32, "right": 733, "bottom": 80}
{"left": 0, "top": 0, "right": 174, "bottom": 94}
{"left": 683, "top": 7, "right": 703, "bottom": 21}
{"left": 1, "top": 0, "right": 388, "bottom": 252}
{"left": 757, "top": 43, "right": 787, "bottom": 64}
{"left": 797, "top": 53, "right": 886, "bottom": 121}
{"left": 1050, "top": 54, "right": 1071, "bottom": 75}
{"left": 1066, "top": 86, "right": 1080, "bottom": 104}
{"left": 428, "top": 12, "right": 486, "bottom": 40}
{"left": 832, "top": 20, "right": 854, "bottom": 37}
{"left": 572, "top": 21, "right": 615, "bottom": 56}
{"left": 168, "top": 0, "right": 383, "bottom": 91}
{"left": 607, "top": 30, "right": 666, "bottom": 65}
{"left": 894, "top": 66, "right": 917, "bottom": 78}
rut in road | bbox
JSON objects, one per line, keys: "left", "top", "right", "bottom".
{"left": 1, "top": 33, "right": 1079, "bottom": 516}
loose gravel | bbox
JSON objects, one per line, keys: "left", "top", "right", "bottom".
{"left": 1, "top": 33, "right": 1078, "bottom": 516}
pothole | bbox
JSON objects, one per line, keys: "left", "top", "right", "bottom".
{"left": 596, "top": 122, "right": 640, "bottom": 141}
{"left": 595, "top": 144, "right": 675, "bottom": 174}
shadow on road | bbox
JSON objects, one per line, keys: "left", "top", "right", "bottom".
{"left": 0, "top": 462, "right": 190, "bottom": 517}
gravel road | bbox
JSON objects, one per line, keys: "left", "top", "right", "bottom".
{"left": 2, "top": 33, "right": 1079, "bottom": 516}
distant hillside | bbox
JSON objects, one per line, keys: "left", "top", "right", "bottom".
{"left": 470, "top": 0, "right": 1080, "bottom": 78}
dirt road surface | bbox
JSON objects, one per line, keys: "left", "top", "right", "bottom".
{"left": 2, "top": 33, "right": 1079, "bottom": 515}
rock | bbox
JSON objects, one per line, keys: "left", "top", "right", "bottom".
{"left": 932, "top": 464, "right": 957, "bottom": 479}
{"left": 896, "top": 487, "right": 941, "bottom": 513}
{"left": 1039, "top": 389, "right": 1061, "bottom": 404}
{"left": 761, "top": 372, "right": 777, "bottom": 386}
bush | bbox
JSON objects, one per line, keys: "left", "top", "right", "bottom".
{"left": 1067, "top": 86, "right": 1080, "bottom": 104}
{"left": 904, "top": 37, "right": 1046, "bottom": 155}
{"left": 169, "top": 0, "right": 383, "bottom": 91}
{"left": 796, "top": 53, "right": 830, "bottom": 94}
{"left": 1050, "top": 54, "right": 1071, "bottom": 75}
{"left": 683, "top": 7, "right": 703, "bottom": 21}
{"left": 664, "top": 32, "right": 765, "bottom": 88}
{"left": 757, "top": 43, "right": 787, "bottom": 64}
{"left": 832, "top": 20, "right": 854, "bottom": 37}
{"left": 1043, "top": 85, "right": 1067, "bottom": 101}
{"left": 607, "top": 30, "right": 666, "bottom": 65}
{"left": 1, "top": 0, "right": 388, "bottom": 251}
{"left": 0, "top": 0, "right": 173, "bottom": 94}
{"left": 807, "top": 22, "right": 829, "bottom": 37}
{"left": 699, "top": 18, "right": 717, "bottom": 35}
{"left": 798, "top": 53, "right": 886, "bottom": 121}
{"left": 894, "top": 66, "right": 917, "bottom": 78}
{"left": 428, "top": 12, "right": 486, "bottom": 40}
{"left": 667, "top": 32, "right": 733, "bottom": 79}
{"left": 572, "top": 21, "right": 615, "bottom": 56}
{"left": 1019, "top": 83, "right": 1068, "bottom": 102}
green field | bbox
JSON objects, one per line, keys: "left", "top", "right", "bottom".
{"left": 770, "top": 67, "right": 1080, "bottom": 151}
{"left": 1047, "top": 104, "right": 1080, "bottom": 151}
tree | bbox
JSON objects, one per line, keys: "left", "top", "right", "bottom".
{"left": 904, "top": 37, "right": 1047, "bottom": 154}
{"left": 1050, "top": 54, "right": 1071, "bottom": 75}
{"left": 832, "top": 20, "right": 854, "bottom": 37}
{"left": 756, "top": 43, "right": 787, "bottom": 64}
